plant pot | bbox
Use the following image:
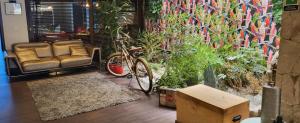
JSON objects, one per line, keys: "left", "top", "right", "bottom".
{"left": 159, "top": 87, "right": 177, "bottom": 108}
{"left": 109, "top": 64, "right": 124, "bottom": 74}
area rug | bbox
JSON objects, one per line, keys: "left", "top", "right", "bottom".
{"left": 27, "top": 72, "right": 142, "bottom": 121}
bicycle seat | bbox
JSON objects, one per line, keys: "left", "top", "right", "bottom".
{"left": 129, "top": 46, "right": 143, "bottom": 52}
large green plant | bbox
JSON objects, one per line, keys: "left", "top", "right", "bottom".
{"left": 137, "top": 31, "right": 164, "bottom": 62}
{"left": 95, "top": 0, "right": 132, "bottom": 57}
{"left": 95, "top": 0, "right": 131, "bottom": 39}
{"left": 158, "top": 34, "right": 223, "bottom": 88}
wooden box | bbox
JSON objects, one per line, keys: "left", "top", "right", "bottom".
{"left": 159, "top": 87, "right": 177, "bottom": 108}
{"left": 176, "top": 85, "right": 249, "bottom": 123}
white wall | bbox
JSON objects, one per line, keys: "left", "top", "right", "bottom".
{"left": 1, "top": 0, "right": 29, "bottom": 50}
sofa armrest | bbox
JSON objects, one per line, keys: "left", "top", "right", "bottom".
{"left": 85, "top": 45, "right": 101, "bottom": 69}
{"left": 85, "top": 45, "right": 100, "bottom": 57}
{"left": 6, "top": 50, "right": 17, "bottom": 58}
{"left": 5, "top": 50, "right": 25, "bottom": 75}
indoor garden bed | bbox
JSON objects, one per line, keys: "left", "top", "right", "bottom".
{"left": 141, "top": 0, "right": 282, "bottom": 114}
{"left": 95, "top": 0, "right": 283, "bottom": 115}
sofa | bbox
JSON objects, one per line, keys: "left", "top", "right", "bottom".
{"left": 5, "top": 40, "right": 100, "bottom": 76}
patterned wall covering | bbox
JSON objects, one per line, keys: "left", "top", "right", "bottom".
{"left": 146, "top": 0, "right": 281, "bottom": 63}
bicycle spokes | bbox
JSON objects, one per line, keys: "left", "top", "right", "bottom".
{"left": 135, "top": 61, "right": 152, "bottom": 92}
{"left": 107, "top": 54, "right": 130, "bottom": 76}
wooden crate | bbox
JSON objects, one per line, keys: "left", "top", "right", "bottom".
{"left": 159, "top": 87, "right": 177, "bottom": 108}
{"left": 176, "top": 85, "right": 249, "bottom": 123}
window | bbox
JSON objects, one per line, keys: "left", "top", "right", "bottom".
{"left": 27, "top": 0, "right": 90, "bottom": 42}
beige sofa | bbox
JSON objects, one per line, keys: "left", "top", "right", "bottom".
{"left": 6, "top": 40, "right": 100, "bottom": 76}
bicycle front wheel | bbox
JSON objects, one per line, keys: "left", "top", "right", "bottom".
{"left": 134, "top": 58, "right": 153, "bottom": 94}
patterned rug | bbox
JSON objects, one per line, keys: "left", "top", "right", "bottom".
{"left": 27, "top": 72, "right": 142, "bottom": 121}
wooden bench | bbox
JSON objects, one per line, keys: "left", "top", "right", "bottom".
{"left": 176, "top": 85, "right": 249, "bottom": 123}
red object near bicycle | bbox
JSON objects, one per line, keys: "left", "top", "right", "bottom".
{"left": 109, "top": 64, "right": 124, "bottom": 74}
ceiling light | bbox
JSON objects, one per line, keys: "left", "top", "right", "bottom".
{"left": 47, "top": 6, "right": 53, "bottom": 10}
{"left": 85, "top": 3, "right": 90, "bottom": 8}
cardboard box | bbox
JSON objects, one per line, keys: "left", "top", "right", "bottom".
{"left": 176, "top": 85, "right": 249, "bottom": 123}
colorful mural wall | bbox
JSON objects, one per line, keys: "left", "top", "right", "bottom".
{"left": 146, "top": 0, "right": 281, "bottom": 63}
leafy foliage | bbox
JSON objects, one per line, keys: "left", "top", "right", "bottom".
{"left": 129, "top": 0, "right": 279, "bottom": 92}
{"left": 95, "top": 0, "right": 132, "bottom": 39}
{"left": 152, "top": 0, "right": 274, "bottom": 88}
{"left": 137, "top": 31, "right": 164, "bottom": 62}
{"left": 158, "top": 34, "right": 223, "bottom": 88}
{"left": 216, "top": 45, "right": 267, "bottom": 89}
{"left": 94, "top": 0, "right": 133, "bottom": 58}
{"left": 163, "top": 13, "right": 189, "bottom": 40}
{"left": 145, "top": 0, "right": 162, "bottom": 20}
{"left": 272, "top": 0, "right": 283, "bottom": 26}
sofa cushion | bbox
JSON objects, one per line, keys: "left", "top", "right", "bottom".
{"left": 22, "top": 58, "right": 60, "bottom": 72}
{"left": 58, "top": 55, "right": 91, "bottom": 68}
{"left": 52, "top": 40, "right": 84, "bottom": 56}
{"left": 14, "top": 42, "right": 53, "bottom": 58}
{"left": 70, "top": 46, "right": 89, "bottom": 56}
{"left": 35, "top": 46, "right": 53, "bottom": 57}
{"left": 15, "top": 50, "right": 40, "bottom": 63}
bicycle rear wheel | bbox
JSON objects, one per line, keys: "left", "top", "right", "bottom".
{"left": 106, "top": 53, "right": 130, "bottom": 77}
{"left": 134, "top": 58, "right": 153, "bottom": 94}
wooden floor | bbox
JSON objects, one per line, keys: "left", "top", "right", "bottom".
{"left": 0, "top": 52, "right": 176, "bottom": 123}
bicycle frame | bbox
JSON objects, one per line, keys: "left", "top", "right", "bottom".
{"left": 117, "top": 40, "right": 136, "bottom": 75}
{"left": 108, "top": 35, "right": 153, "bottom": 93}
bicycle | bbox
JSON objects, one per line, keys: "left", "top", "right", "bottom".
{"left": 106, "top": 33, "right": 153, "bottom": 94}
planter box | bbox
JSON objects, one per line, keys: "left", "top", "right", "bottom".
{"left": 159, "top": 87, "right": 177, "bottom": 108}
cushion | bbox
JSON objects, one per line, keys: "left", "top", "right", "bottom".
{"left": 15, "top": 50, "right": 40, "bottom": 63}
{"left": 22, "top": 58, "right": 60, "bottom": 72}
{"left": 70, "top": 46, "right": 89, "bottom": 56}
{"left": 53, "top": 44, "right": 83, "bottom": 56}
{"left": 14, "top": 42, "right": 50, "bottom": 52}
{"left": 58, "top": 55, "right": 91, "bottom": 68}
{"left": 35, "top": 46, "right": 53, "bottom": 57}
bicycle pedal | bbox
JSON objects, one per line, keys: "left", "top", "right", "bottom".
{"left": 127, "top": 74, "right": 133, "bottom": 79}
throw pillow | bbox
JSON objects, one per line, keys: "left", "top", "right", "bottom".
{"left": 53, "top": 44, "right": 83, "bottom": 56}
{"left": 35, "top": 46, "right": 53, "bottom": 57}
{"left": 70, "top": 46, "right": 89, "bottom": 56}
{"left": 15, "top": 49, "right": 40, "bottom": 63}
